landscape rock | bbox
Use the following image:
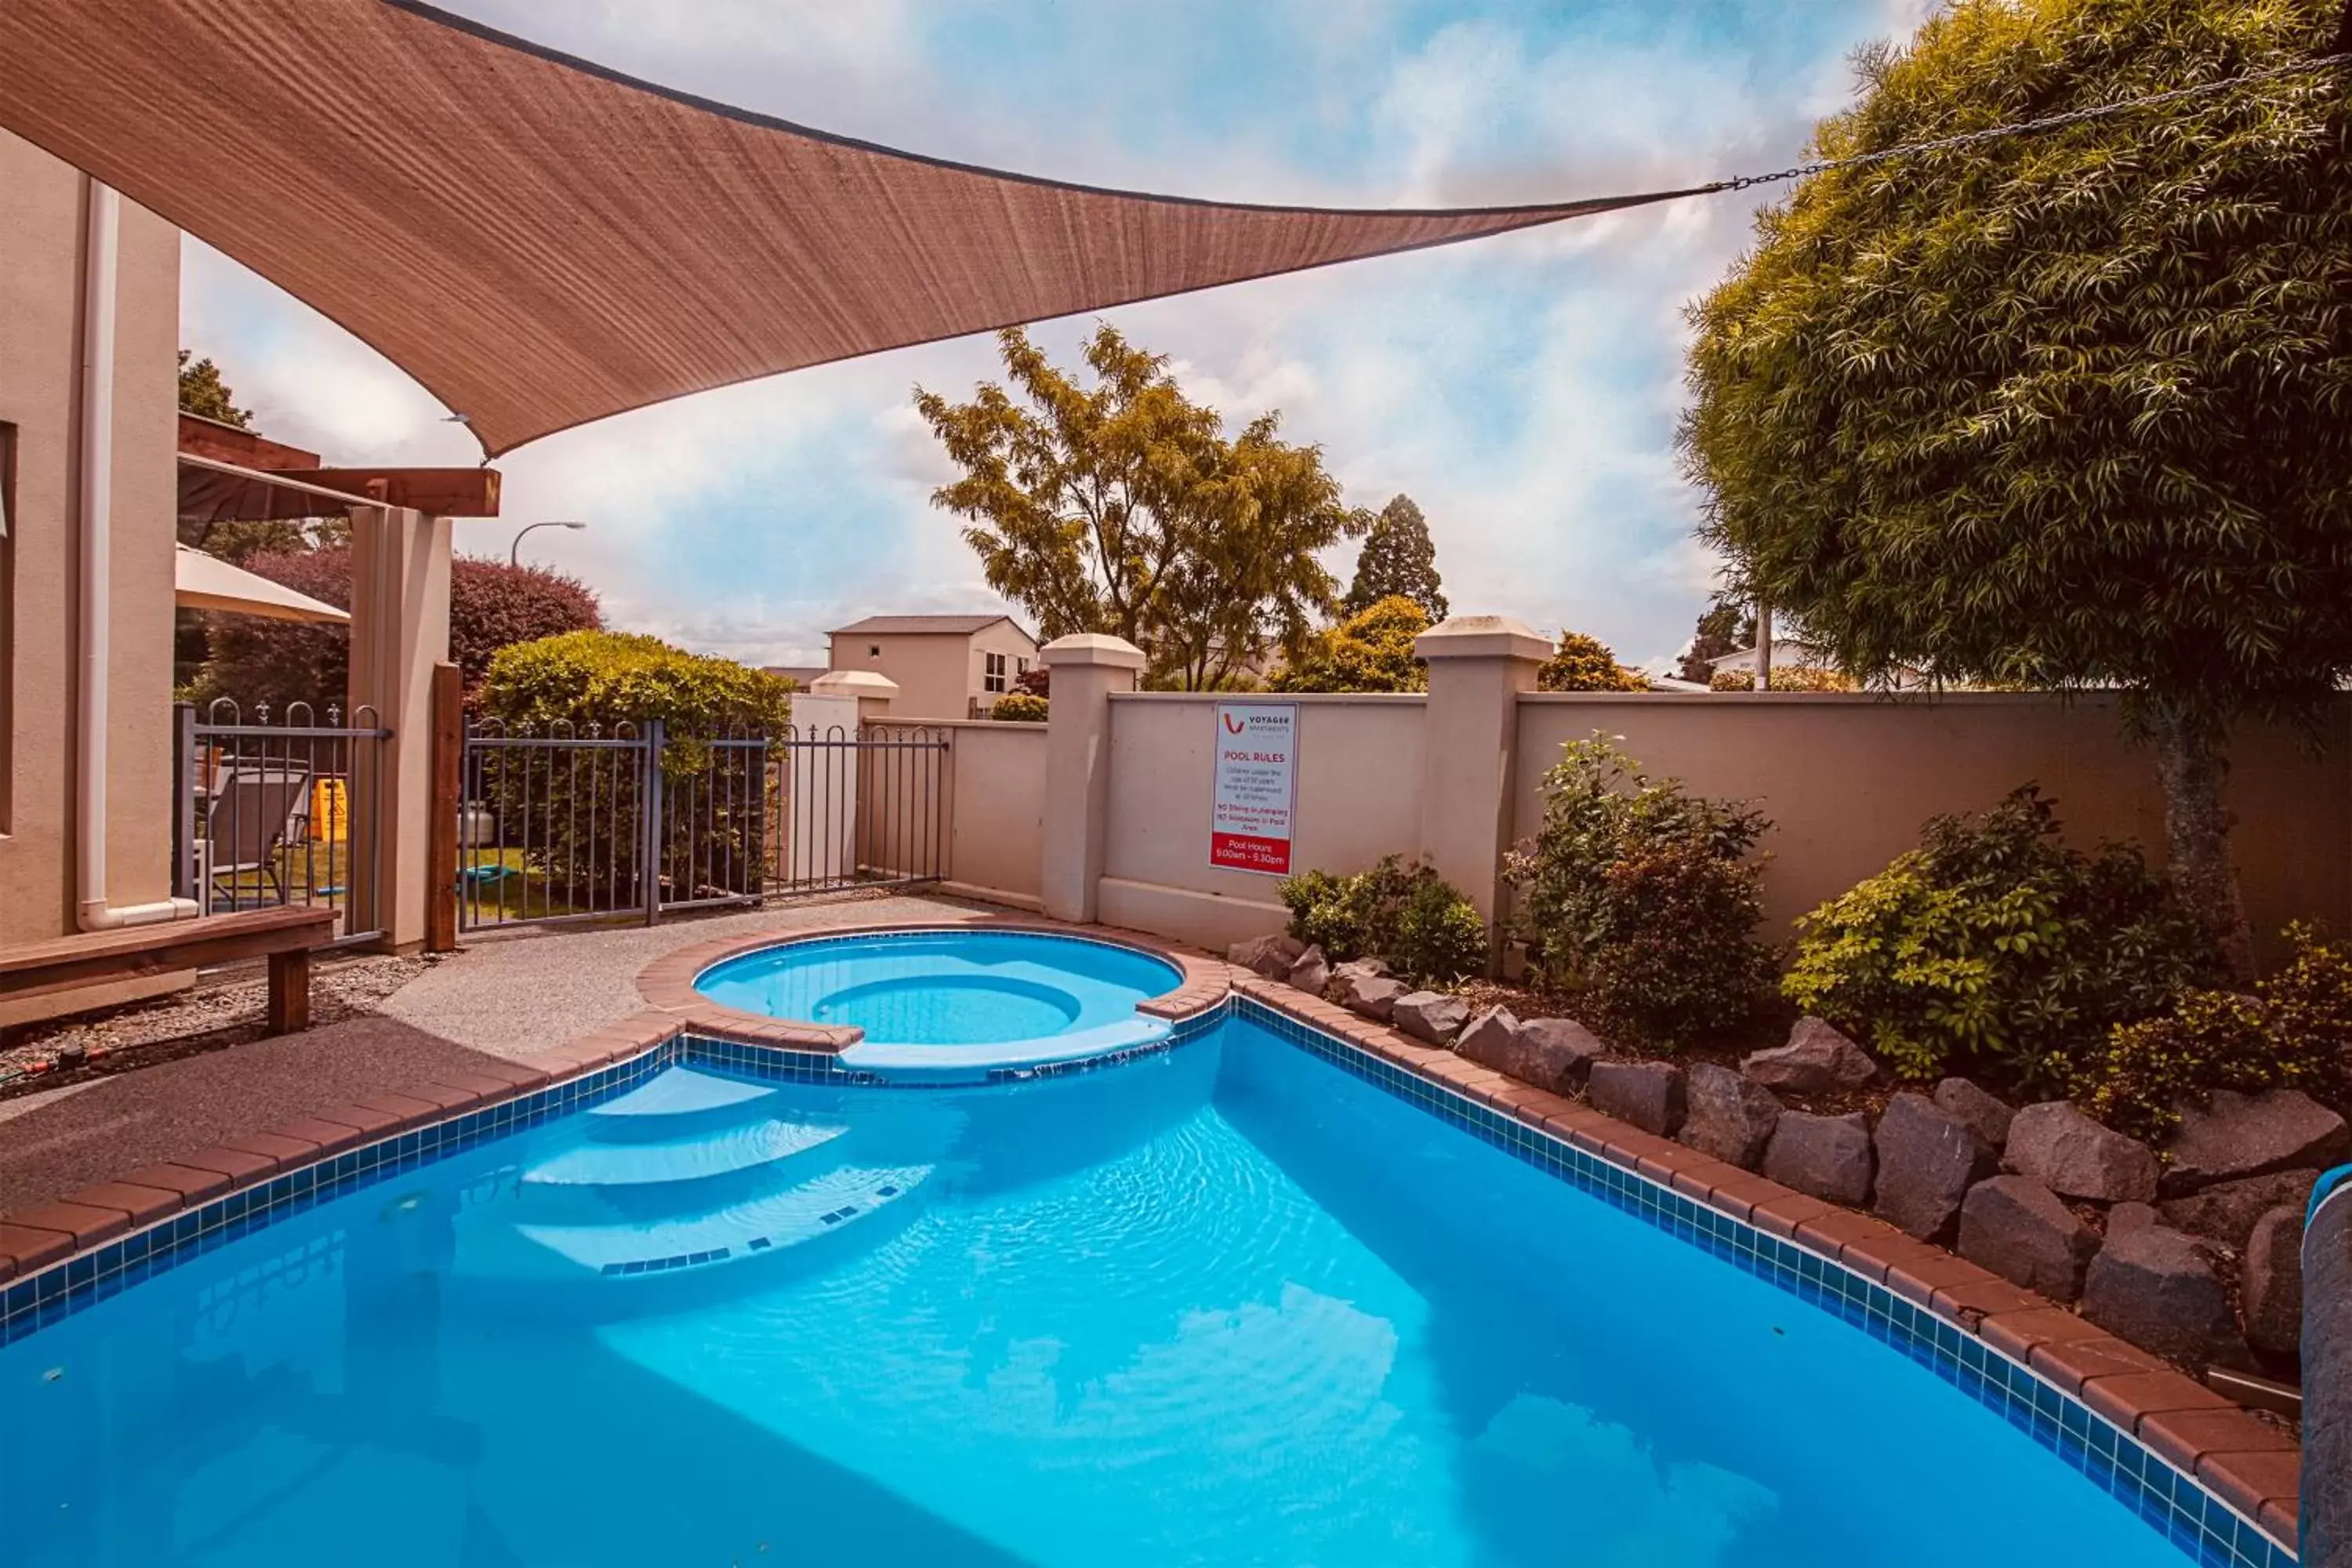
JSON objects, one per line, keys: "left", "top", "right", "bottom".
{"left": 1330, "top": 970, "right": 1409, "bottom": 1023}
{"left": 1227, "top": 934, "right": 1305, "bottom": 980}
{"left": 1588, "top": 1060, "right": 1686, "bottom": 1137}
{"left": 1461, "top": 1012, "right": 1602, "bottom": 1094}
{"left": 1958, "top": 1174, "right": 2100, "bottom": 1301}
{"left": 1933, "top": 1077, "right": 2016, "bottom": 1151}
{"left": 2082, "top": 1224, "right": 2244, "bottom": 1368}
{"left": 1740, "top": 1017, "right": 1878, "bottom": 1094}
{"left": 1679, "top": 1063, "right": 1781, "bottom": 1170}
{"left": 1872, "top": 1092, "right": 1995, "bottom": 1240}
{"left": 2002, "top": 1102, "right": 2159, "bottom": 1203}
{"left": 2162, "top": 1089, "right": 2351, "bottom": 1195}
{"left": 1330, "top": 957, "right": 1392, "bottom": 982}
{"left": 2240, "top": 1205, "right": 2307, "bottom": 1360}
{"left": 2107, "top": 1203, "right": 2160, "bottom": 1235}
{"left": 1392, "top": 990, "right": 1472, "bottom": 1046}
{"left": 1762, "top": 1110, "right": 1875, "bottom": 1207}
{"left": 1287, "top": 946, "right": 1330, "bottom": 996}
{"left": 2157, "top": 1169, "right": 2321, "bottom": 1250}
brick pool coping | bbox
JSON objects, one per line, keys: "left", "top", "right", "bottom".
{"left": 0, "top": 914, "right": 2299, "bottom": 1560}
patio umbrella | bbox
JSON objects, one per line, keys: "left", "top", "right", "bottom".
{"left": 0, "top": 0, "right": 1707, "bottom": 456}
{"left": 173, "top": 546, "right": 350, "bottom": 624}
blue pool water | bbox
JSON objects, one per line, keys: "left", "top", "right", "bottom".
{"left": 2, "top": 1015, "right": 2194, "bottom": 1567}
{"left": 695, "top": 931, "right": 1183, "bottom": 1080}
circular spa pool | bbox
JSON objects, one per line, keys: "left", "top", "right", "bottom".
{"left": 694, "top": 930, "right": 1185, "bottom": 1082}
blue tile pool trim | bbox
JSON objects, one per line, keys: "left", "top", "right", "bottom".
{"left": 680, "top": 998, "right": 1227, "bottom": 1090}
{"left": 1232, "top": 993, "right": 2296, "bottom": 1568}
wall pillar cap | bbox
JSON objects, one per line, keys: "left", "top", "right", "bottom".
{"left": 810, "top": 670, "right": 899, "bottom": 698}
{"left": 1415, "top": 615, "right": 1552, "bottom": 662}
{"left": 1041, "top": 633, "right": 1147, "bottom": 670}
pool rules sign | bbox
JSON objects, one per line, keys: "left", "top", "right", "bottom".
{"left": 1209, "top": 702, "right": 1298, "bottom": 874}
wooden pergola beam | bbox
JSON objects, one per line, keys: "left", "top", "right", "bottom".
{"left": 298, "top": 467, "right": 501, "bottom": 517}
{"left": 176, "top": 411, "right": 321, "bottom": 471}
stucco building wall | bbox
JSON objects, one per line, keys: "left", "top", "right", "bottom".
{"left": 829, "top": 622, "right": 1040, "bottom": 720}
{"left": 0, "top": 136, "right": 180, "bottom": 978}
{"left": 937, "top": 720, "right": 1046, "bottom": 906}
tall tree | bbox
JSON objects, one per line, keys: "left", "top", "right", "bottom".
{"left": 1679, "top": 0, "right": 2352, "bottom": 980}
{"left": 1343, "top": 494, "right": 1447, "bottom": 620}
{"left": 177, "top": 349, "right": 252, "bottom": 427}
{"left": 1537, "top": 630, "right": 1648, "bottom": 691}
{"left": 1678, "top": 596, "right": 1754, "bottom": 684}
{"left": 915, "top": 325, "right": 1367, "bottom": 688}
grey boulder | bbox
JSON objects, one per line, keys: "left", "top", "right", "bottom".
{"left": 2240, "top": 1205, "right": 2307, "bottom": 1360}
{"left": 1957, "top": 1174, "right": 2100, "bottom": 1301}
{"left": 2158, "top": 1169, "right": 2321, "bottom": 1250}
{"left": 1516, "top": 1017, "right": 1609, "bottom": 1087}
{"left": 2082, "top": 1223, "right": 2244, "bottom": 1369}
{"left": 1287, "top": 945, "right": 1330, "bottom": 996}
{"left": 1933, "top": 1077, "right": 2016, "bottom": 1151}
{"left": 1762, "top": 1110, "right": 1875, "bottom": 1207}
{"left": 1330, "top": 969, "right": 1409, "bottom": 1023}
{"left": 1227, "top": 933, "right": 1305, "bottom": 980}
{"left": 1392, "top": 990, "right": 1472, "bottom": 1047}
{"left": 1872, "top": 1092, "right": 1996, "bottom": 1240}
{"left": 2163, "top": 1089, "right": 2351, "bottom": 1195}
{"left": 1740, "top": 1017, "right": 1879, "bottom": 1094}
{"left": 1678, "top": 1062, "right": 1781, "bottom": 1169}
{"left": 2002, "top": 1102, "right": 2159, "bottom": 1203}
{"left": 1588, "top": 1060, "right": 1686, "bottom": 1137}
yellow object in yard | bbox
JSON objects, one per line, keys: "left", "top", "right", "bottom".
{"left": 310, "top": 776, "right": 348, "bottom": 842}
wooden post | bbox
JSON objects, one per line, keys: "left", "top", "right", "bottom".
{"left": 266, "top": 948, "right": 310, "bottom": 1034}
{"left": 427, "top": 662, "right": 462, "bottom": 953}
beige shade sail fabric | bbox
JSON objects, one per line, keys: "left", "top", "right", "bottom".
{"left": 0, "top": 0, "right": 1707, "bottom": 456}
{"left": 175, "top": 546, "right": 351, "bottom": 624}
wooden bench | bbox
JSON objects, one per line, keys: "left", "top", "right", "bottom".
{"left": 0, "top": 906, "right": 338, "bottom": 1035}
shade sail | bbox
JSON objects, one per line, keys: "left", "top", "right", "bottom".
{"left": 175, "top": 546, "right": 351, "bottom": 624}
{"left": 0, "top": 1, "right": 1704, "bottom": 456}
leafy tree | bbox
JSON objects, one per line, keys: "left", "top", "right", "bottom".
{"left": 1679, "top": 596, "right": 1754, "bottom": 684}
{"left": 1269, "top": 595, "right": 1429, "bottom": 693}
{"left": 177, "top": 349, "right": 251, "bottom": 427}
{"left": 1536, "top": 630, "right": 1647, "bottom": 691}
{"left": 915, "top": 325, "right": 1368, "bottom": 688}
{"left": 1679, "top": 0, "right": 2352, "bottom": 980}
{"left": 1343, "top": 495, "right": 1448, "bottom": 620}
{"left": 196, "top": 550, "right": 602, "bottom": 711}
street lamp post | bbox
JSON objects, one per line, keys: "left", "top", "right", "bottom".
{"left": 510, "top": 520, "right": 587, "bottom": 566}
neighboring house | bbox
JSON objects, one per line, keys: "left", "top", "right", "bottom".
{"left": 826, "top": 615, "right": 1040, "bottom": 720}
{"left": 760, "top": 665, "right": 827, "bottom": 690}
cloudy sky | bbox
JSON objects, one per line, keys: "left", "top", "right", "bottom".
{"left": 183, "top": 0, "right": 1933, "bottom": 671}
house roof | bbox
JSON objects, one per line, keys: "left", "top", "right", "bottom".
{"left": 831, "top": 615, "right": 1033, "bottom": 640}
{"left": 0, "top": 0, "right": 1704, "bottom": 456}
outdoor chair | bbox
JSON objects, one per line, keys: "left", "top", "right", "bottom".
{"left": 197, "top": 765, "right": 310, "bottom": 913}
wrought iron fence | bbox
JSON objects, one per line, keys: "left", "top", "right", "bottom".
{"left": 175, "top": 699, "right": 393, "bottom": 947}
{"left": 456, "top": 720, "right": 948, "bottom": 934}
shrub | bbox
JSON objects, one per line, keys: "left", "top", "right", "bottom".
{"left": 1535, "top": 630, "right": 1646, "bottom": 692}
{"left": 198, "top": 548, "right": 602, "bottom": 713}
{"left": 1783, "top": 787, "right": 2218, "bottom": 1090}
{"left": 2074, "top": 924, "right": 2352, "bottom": 1143}
{"left": 1269, "top": 596, "right": 1428, "bottom": 693}
{"left": 1277, "top": 855, "right": 1487, "bottom": 982}
{"left": 1504, "top": 734, "right": 1774, "bottom": 1048}
{"left": 989, "top": 692, "right": 1049, "bottom": 722}
{"left": 476, "top": 632, "right": 796, "bottom": 903}
{"left": 1013, "top": 666, "right": 1050, "bottom": 699}
{"left": 1710, "top": 665, "right": 1854, "bottom": 692}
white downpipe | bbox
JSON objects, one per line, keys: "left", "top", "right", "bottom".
{"left": 76, "top": 178, "right": 198, "bottom": 931}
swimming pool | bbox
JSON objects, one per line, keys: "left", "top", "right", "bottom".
{"left": 0, "top": 1001, "right": 2252, "bottom": 1566}
{"left": 693, "top": 929, "right": 1185, "bottom": 1081}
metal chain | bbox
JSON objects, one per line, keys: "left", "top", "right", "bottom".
{"left": 1712, "top": 51, "right": 2352, "bottom": 194}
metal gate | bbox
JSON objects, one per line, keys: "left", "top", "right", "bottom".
{"left": 456, "top": 720, "right": 949, "bottom": 934}
{"left": 175, "top": 699, "right": 394, "bottom": 947}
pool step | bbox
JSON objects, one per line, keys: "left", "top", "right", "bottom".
{"left": 521, "top": 1116, "right": 848, "bottom": 1190}
{"left": 508, "top": 1162, "right": 934, "bottom": 1279}
{"left": 581, "top": 1065, "right": 781, "bottom": 1139}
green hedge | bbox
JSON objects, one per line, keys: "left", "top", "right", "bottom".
{"left": 1279, "top": 855, "right": 1487, "bottom": 983}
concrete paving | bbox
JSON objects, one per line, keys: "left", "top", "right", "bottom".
{"left": 0, "top": 890, "right": 992, "bottom": 1214}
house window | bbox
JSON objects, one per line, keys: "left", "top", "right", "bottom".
{"left": 984, "top": 651, "right": 1007, "bottom": 693}
{"left": 867, "top": 644, "right": 881, "bottom": 659}
{"left": 1015, "top": 656, "right": 1030, "bottom": 677}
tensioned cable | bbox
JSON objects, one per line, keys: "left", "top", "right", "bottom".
{"left": 1701, "top": 50, "right": 2351, "bottom": 194}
